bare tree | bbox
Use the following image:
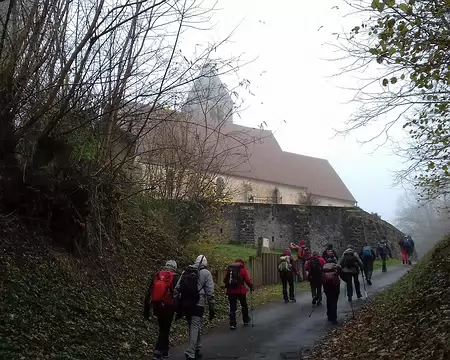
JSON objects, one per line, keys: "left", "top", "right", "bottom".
{"left": 330, "top": 0, "right": 450, "bottom": 200}
{"left": 0, "top": 0, "right": 257, "bottom": 252}
{"left": 297, "top": 191, "right": 321, "bottom": 206}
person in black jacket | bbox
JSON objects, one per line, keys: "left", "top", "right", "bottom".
{"left": 144, "top": 260, "right": 179, "bottom": 360}
{"left": 322, "top": 243, "right": 338, "bottom": 263}
{"left": 377, "top": 236, "right": 392, "bottom": 272}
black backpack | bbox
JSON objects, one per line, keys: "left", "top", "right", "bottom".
{"left": 310, "top": 258, "right": 322, "bottom": 279}
{"left": 225, "top": 264, "right": 242, "bottom": 290}
{"left": 178, "top": 266, "right": 200, "bottom": 309}
{"left": 342, "top": 252, "right": 357, "bottom": 269}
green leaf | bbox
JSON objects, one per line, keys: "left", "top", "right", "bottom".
{"left": 382, "top": 79, "right": 389, "bottom": 86}
{"left": 391, "top": 77, "right": 397, "bottom": 84}
{"left": 371, "top": 0, "right": 380, "bottom": 10}
{"left": 399, "top": 3, "right": 410, "bottom": 13}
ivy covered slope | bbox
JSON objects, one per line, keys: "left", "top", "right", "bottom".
{"left": 0, "top": 202, "right": 232, "bottom": 360}
{"left": 310, "top": 236, "right": 450, "bottom": 360}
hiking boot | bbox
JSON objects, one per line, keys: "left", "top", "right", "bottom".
{"left": 348, "top": 296, "right": 352, "bottom": 302}
{"left": 317, "top": 300, "right": 322, "bottom": 305}
{"left": 196, "top": 350, "right": 203, "bottom": 359}
{"left": 290, "top": 298, "right": 296, "bottom": 303}
{"left": 312, "top": 297, "right": 317, "bottom": 305}
{"left": 367, "top": 279, "right": 372, "bottom": 286}
{"left": 408, "top": 260, "right": 412, "bottom": 265}
{"left": 402, "top": 260, "right": 405, "bottom": 264}
{"left": 162, "top": 355, "right": 169, "bottom": 360}
{"left": 284, "top": 299, "right": 289, "bottom": 303}
{"left": 230, "top": 325, "right": 236, "bottom": 330}
{"left": 331, "top": 319, "right": 338, "bottom": 325}
{"left": 185, "top": 355, "right": 195, "bottom": 360}
{"left": 357, "top": 293, "right": 363, "bottom": 299}
{"left": 153, "top": 350, "right": 162, "bottom": 360}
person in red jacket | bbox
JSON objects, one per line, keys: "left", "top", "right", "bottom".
{"left": 223, "top": 259, "right": 254, "bottom": 330}
{"left": 305, "top": 251, "right": 326, "bottom": 305}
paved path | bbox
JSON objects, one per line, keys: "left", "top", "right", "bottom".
{"left": 166, "top": 266, "right": 410, "bottom": 360}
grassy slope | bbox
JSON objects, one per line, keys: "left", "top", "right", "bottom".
{"left": 310, "top": 237, "right": 450, "bottom": 360}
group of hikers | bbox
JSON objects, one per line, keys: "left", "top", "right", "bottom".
{"left": 286, "top": 235, "right": 415, "bottom": 323}
{"left": 143, "top": 255, "right": 253, "bottom": 360}
{"left": 143, "top": 236, "right": 415, "bottom": 359}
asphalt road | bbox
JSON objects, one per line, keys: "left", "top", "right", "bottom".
{"left": 165, "top": 265, "right": 410, "bottom": 360}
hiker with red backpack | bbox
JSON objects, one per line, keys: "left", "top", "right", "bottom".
{"left": 223, "top": 259, "right": 254, "bottom": 330}
{"left": 305, "top": 251, "right": 326, "bottom": 305}
{"left": 143, "top": 260, "right": 179, "bottom": 360}
{"left": 322, "top": 258, "right": 342, "bottom": 324}
{"left": 174, "top": 255, "right": 215, "bottom": 360}
{"left": 359, "top": 244, "right": 376, "bottom": 285}
{"left": 278, "top": 249, "right": 298, "bottom": 303}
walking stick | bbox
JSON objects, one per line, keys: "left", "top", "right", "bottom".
{"left": 308, "top": 291, "right": 322, "bottom": 318}
{"left": 250, "top": 290, "right": 255, "bottom": 327}
{"left": 350, "top": 298, "right": 355, "bottom": 318}
{"left": 361, "top": 273, "right": 368, "bottom": 299}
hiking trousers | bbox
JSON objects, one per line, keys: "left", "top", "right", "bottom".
{"left": 380, "top": 254, "right": 387, "bottom": 271}
{"left": 185, "top": 306, "right": 205, "bottom": 359}
{"left": 280, "top": 271, "right": 295, "bottom": 300}
{"left": 154, "top": 309, "right": 174, "bottom": 356}
{"left": 362, "top": 261, "right": 374, "bottom": 281}
{"left": 324, "top": 286, "right": 339, "bottom": 321}
{"left": 310, "top": 280, "right": 322, "bottom": 302}
{"left": 401, "top": 248, "right": 410, "bottom": 264}
{"left": 228, "top": 294, "right": 250, "bottom": 326}
{"left": 344, "top": 273, "right": 361, "bottom": 299}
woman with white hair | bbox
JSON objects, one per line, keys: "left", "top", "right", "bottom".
{"left": 144, "top": 260, "right": 179, "bottom": 360}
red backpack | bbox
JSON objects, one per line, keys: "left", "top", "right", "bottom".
{"left": 322, "top": 263, "right": 340, "bottom": 287}
{"left": 151, "top": 271, "right": 176, "bottom": 305}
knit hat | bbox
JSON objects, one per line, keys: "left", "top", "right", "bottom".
{"left": 165, "top": 260, "right": 177, "bottom": 270}
{"left": 347, "top": 244, "right": 353, "bottom": 250}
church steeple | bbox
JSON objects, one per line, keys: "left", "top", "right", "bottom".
{"left": 184, "top": 62, "right": 234, "bottom": 124}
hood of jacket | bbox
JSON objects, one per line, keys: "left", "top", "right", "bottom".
{"left": 193, "top": 255, "right": 208, "bottom": 268}
{"left": 235, "top": 261, "right": 246, "bottom": 269}
{"left": 343, "top": 248, "right": 355, "bottom": 255}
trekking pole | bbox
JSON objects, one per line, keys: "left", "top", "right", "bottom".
{"left": 361, "top": 273, "right": 368, "bottom": 299}
{"left": 308, "top": 291, "right": 322, "bottom": 317}
{"left": 250, "top": 290, "right": 255, "bottom": 328}
{"left": 350, "top": 298, "right": 355, "bottom": 318}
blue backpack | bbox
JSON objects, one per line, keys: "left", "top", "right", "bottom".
{"left": 404, "top": 238, "right": 414, "bottom": 250}
{"left": 363, "top": 246, "right": 372, "bottom": 260}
